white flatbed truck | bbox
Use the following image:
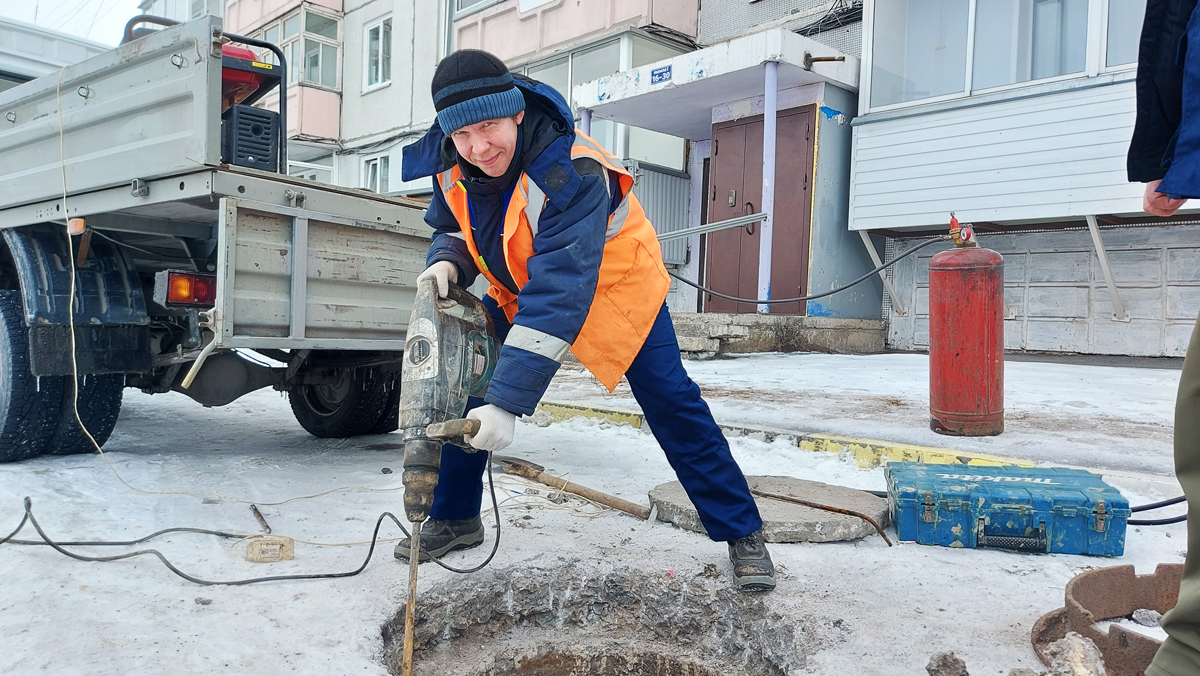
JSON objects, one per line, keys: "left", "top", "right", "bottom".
{"left": 0, "top": 17, "right": 431, "bottom": 461}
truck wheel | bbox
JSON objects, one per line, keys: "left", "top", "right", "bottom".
{"left": 289, "top": 367, "right": 391, "bottom": 438}
{"left": 368, "top": 378, "right": 400, "bottom": 434}
{"left": 47, "top": 374, "right": 125, "bottom": 455}
{"left": 0, "top": 291, "right": 64, "bottom": 462}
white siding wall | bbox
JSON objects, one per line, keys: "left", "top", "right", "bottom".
{"left": 850, "top": 79, "right": 1145, "bottom": 231}
{"left": 888, "top": 225, "right": 1200, "bottom": 357}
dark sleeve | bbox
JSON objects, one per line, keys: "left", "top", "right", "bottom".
{"left": 483, "top": 160, "right": 612, "bottom": 415}
{"left": 1129, "top": 0, "right": 1198, "bottom": 182}
{"left": 423, "top": 177, "right": 479, "bottom": 288}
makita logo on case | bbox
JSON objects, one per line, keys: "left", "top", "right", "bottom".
{"left": 936, "top": 473, "right": 1060, "bottom": 485}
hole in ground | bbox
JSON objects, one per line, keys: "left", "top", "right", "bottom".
{"left": 382, "top": 563, "right": 848, "bottom": 676}
{"left": 467, "top": 645, "right": 721, "bottom": 676}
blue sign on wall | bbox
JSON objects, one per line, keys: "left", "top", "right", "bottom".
{"left": 651, "top": 65, "right": 672, "bottom": 85}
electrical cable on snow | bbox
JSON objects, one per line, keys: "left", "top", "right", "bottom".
{"left": 3, "top": 457, "right": 503, "bottom": 585}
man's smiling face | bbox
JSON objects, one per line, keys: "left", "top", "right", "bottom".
{"left": 450, "top": 111, "right": 524, "bottom": 178}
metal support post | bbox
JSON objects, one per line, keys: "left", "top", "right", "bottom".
{"left": 757, "top": 61, "right": 778, "bottom": 314}
{"left": 580, "top": 109, "right": 592, "bottom": 137}
{"left": 290, "top": 216, "right": 309, "bottom": 338}
{"left": 1085, "top": 215, "right": 1130, "bottom": 322}
{"left": 857, "top": 230, "right": 907, "bottom": 316}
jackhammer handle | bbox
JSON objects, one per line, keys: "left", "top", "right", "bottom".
{"left": 426, "top": 418, "right": 480, "bottom": 440}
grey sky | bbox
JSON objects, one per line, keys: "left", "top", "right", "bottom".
{"left": 1, "top": 0, "right": 147, "bottom": 46}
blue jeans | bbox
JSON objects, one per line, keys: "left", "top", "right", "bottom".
{"left": 429, "top": 301, "right": 764, "bottom": 543}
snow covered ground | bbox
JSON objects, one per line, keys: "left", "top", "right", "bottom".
{"left": 547, "top": 352, "right": 1184, "bottom": 476}
{"left": 0, "top": 353, "right": 1189, "bottom": 675}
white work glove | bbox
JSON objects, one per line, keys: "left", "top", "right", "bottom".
{"left": 465, "top": 404, "right": 516, "bottom": 452}
{"left": 416, "top": 260, "right": 458, "bottom": 298}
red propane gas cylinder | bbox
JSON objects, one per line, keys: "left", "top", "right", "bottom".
{"left": 928, "top": 227, "right": 1004, "bottom": 436}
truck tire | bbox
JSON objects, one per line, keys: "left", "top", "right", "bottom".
{"left": 47, "top": 374, "right": 125, "bottom": 455}
{"left": 368, "top": 378, "right": 401, "bottom": 434}
{"left": 0, "top": 290, "right": 65, "bottom": 462}
{"left": 289, "top": 367, "right": 391, "bottom": 438}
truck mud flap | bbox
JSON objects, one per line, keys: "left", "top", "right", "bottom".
{"left": 3, "top": 223, "right": 150, "bottom": 376}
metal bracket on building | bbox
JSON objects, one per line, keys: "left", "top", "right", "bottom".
{"left": 1085, "top": 215, "right": 1130, "bottom": 323}
{"left": 858, "top": 230, "right": 907, "bottom": 317}
{"left": 803, "top": 52, "right": 846, "bottom": 70}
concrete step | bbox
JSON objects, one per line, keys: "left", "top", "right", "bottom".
{"left": 669, "top": 312, "right": 886, "bottom": 354}
{"left": 676, "top": 336, "right": 719, "bottom": 353}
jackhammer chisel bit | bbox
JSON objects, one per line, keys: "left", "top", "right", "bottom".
{"left": 397, "top": 278, "right": 496, "bottom": 676}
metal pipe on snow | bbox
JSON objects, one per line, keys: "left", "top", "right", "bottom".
{"left": 757, "top": 61, "right": 778, "bottom": 314}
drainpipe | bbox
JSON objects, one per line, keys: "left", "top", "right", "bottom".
{"left": 758, "top": 61, "right": 778, "bottom": 314}
{"left": 580, "top": 109, "right": 592, "bottom": 137}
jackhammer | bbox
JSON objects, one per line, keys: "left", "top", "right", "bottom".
{"left": 397, "top": 277, "right": 498, "bottom": 675}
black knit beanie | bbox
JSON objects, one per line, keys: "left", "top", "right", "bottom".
{"left": 431, "top": 49, "right": 526, "bottom": 133}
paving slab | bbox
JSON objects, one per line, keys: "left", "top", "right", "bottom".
{"left": 648, "top": 475, "right": 890, "bottom": 543}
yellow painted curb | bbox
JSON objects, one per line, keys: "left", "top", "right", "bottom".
{"left": 538, "top": 400, "right": 1038, "bottom": 469}
{"left": 797, "top": 433, "right": 1036, "bottom": 469}
{"left": 536, "top": 401, "right": 645, "bottom": 429}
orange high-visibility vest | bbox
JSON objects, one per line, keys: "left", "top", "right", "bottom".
{"left": 437, "top": 131, "right": 670, "bottom": 391}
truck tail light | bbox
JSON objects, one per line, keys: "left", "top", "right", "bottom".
{"left": 154, "top": 270, "right": 217, "bottom": 308}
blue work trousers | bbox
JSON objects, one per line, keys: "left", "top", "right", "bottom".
{"left": 428, "top": 302, "right": 764, "bottom": 543}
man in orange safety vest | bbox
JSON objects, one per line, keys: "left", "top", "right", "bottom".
{"left": 396, "top": 49, "right": 774, "bottom": 592}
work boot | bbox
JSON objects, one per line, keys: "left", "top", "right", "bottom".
{"left": 728, "top": 529, "right": 776, "bottom": 592}
{"left": 394, "top": 515, "right": 485, "bottom": 563}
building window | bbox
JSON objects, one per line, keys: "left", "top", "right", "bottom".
{"left": 257, "top": 10, "right": 340, "bottom": 90}
{"left": 365, "top": 17, "right": 392, "bottom": 90}
{"left": 1107, "top": 0, "right": 1148, "bottom": 67}
{"left": 527, "top": 56, "right": 569, "bottom": 104}
{"left": 972, "top": 0, "right": 1089, "bottom": 90}
{"left": 867, "top": 0, "right": 1145, "bottom": 111}
{"left": 516, "top": 33, "right": 689, "bottom": 171}
{"left": 289, "top": 161, "right": 333, "bottom": 184}
{"left": 365, "top": 156, "right": 390, "bottom": 193}
{"left": 454, "top": 0, "right": 500, "bottom": 17}
{"left": 870, "top": 0, "right": 970, "bottom": 108}
{"left": 190, "top": 0, "right": 223, "bottom": 18}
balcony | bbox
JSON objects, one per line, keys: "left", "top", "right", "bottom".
{"left": 452, "top": 0, "right": 698, "bottom": 64}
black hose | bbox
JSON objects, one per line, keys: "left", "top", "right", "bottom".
{"left": 1129, "top": 515, "right": 1187, "bottom": 526}
{"left": 1131, "top": 495, "right": 1187, "bottom": 512}
{"left": 673, "top": 235, "right": 948, "bottom": 305}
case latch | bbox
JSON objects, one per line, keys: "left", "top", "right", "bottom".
{"left": 1093, "top": 500, "right": 1107, "bottom": 532}
{"left": 922, "top": 491, "right": 936, "bottom": 523}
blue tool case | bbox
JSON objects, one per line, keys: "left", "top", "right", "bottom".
{"left": 886, "top": 463, "right": 1130, "bottom": 556}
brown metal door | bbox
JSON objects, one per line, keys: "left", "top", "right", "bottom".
{"left": 704, "top": 106, "right": 815, "bottom": 315}
{"left": 705, "top": 122, "right": 749, "bottom": 313}
{"left": 769, "top": 108, "right": 815, "bottom": 315}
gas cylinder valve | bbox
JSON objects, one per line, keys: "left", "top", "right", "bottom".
{"left": 948, "top": 213, "right": 978, "bottom": 248}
